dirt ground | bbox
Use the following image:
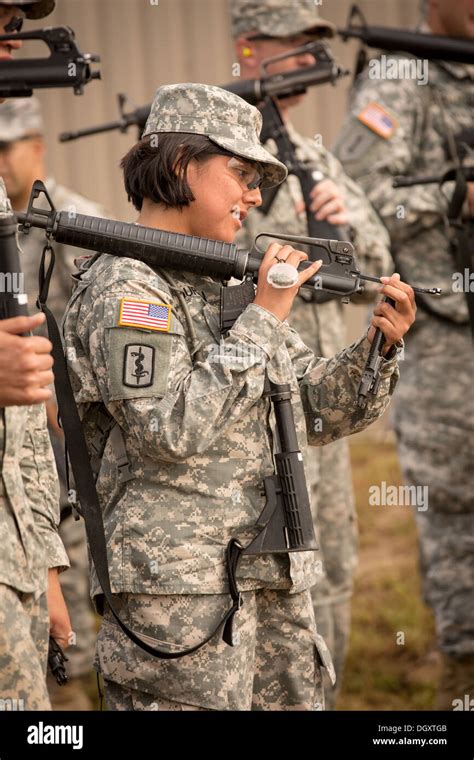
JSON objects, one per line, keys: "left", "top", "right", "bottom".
{"left": 336, "top": 433, "right": 440, "bottom": 711}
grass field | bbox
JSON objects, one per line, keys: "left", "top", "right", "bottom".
{"left": 337, "top": 434, "right": 439, "bottom": 711}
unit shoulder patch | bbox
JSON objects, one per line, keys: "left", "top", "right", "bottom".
{"left": 123, "top": 344, "right": 155, "bottom": 388}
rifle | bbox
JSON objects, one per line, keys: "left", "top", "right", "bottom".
{"left": 242, "top": 43, "right": 349, "bottom": 247}
{"left": 393, "top": 165, "right": 474, "bottom": 339}
{"left": 59, "top": 41, "right": 346, "bottom": 143}
{"left": 0, "top": 26, "right": 100, "bottom": 98}
{"left": 0, "top": 24, "right": 100, "bottom": 320}
{"left": 20, "top": 178, "right": 441, "bottom": 386}
{"left": 393, "top": 167, "right": 474, "bottom": 188}
{"left": 47, "top": 636, "right": 68, "bottom": 686}
{"left": 18, "top": 180, "right": 442, "bottom": 309}
{"left": 0, "top": 206, "right": 28, "bottom": 319}
{"left": 339, "top": 4, "right": 474, "bottom": 70}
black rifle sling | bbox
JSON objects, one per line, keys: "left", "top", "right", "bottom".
{"left": 37, "top": 243, "right": 242, "bottom": 658}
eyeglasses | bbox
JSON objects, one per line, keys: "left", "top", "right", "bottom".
{"left": 226, "top": 156, "right": 264, "bottom": 190}
{"left": 248, "top": 33, "right": 317, "bottom": 46}
{"left": 0, "top": 6, "right": 25, "bottom": 33}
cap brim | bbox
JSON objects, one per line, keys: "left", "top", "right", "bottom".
{"left": 20, "top": 0, "right": 56, "bottom": 19}
{"left": 302, "top": 21, "right": 336, "bottom": 39}
{"left": 208, "top": 134, "right": 287, "bottom": 189}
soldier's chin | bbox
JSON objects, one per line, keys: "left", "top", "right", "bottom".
{"left": 277, "top": 93, "right": 306, "bottom": 110}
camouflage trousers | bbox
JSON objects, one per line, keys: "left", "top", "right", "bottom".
{"left": 308, "top": 438, "right": 358, "bottom": 709}
{"left": 393, "top": 317, "right": 474, "bottom": 657}
{"left": 0, "top": 583, "right": 51, "bottom": 710}
{"left": 48, "top": 430, "right": 97, "bottom": 679}
{"left": 96, "top": 587, "right": 335, "bottom": 711}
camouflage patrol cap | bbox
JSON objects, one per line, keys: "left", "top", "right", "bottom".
{"left": 230, "top": 0, "right": 335, "bottom": 39}
{"left": 0, "top": 0, "right": 55, "bottom": 19}
{"left": 0, "top": 97, "right": 43, "bottom": 142}
{"left": 143, "top": 82, "right": 288, "bottom": 188}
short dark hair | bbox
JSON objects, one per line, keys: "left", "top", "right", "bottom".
{"left": 120, "top": 133, "right": 234, "bottom": 211}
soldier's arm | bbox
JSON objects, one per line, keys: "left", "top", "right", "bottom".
{"left": 332, "top": 73, "right": 454, "bottom": 243}
{"left": 288, "top": 329, "right": 399, "bottom": 445}
{"left": 19, "top": 403, "right": 69, "bottom": 571}
{"left": 74, "top": 279, "right": 294, "bottom": 463}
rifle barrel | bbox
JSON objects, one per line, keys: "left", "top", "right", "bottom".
{"left": 338, "top": 26, "right": 474, "bottom": 64}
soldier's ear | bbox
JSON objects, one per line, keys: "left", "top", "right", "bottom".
{"left": 235, "top": 36, "right": 259, "bottom": 70}
{"left": 29, "top": 135, "right": 46, "bottom": 162}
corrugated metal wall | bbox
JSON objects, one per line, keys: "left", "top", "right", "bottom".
{"left": 30, "top": 0, "right": 420, "bottom": 220}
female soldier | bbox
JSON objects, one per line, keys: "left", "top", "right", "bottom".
{"left": 62, "top": 83, "right": 415, "bottom": 711}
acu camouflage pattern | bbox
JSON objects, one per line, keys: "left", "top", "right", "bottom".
{"left": 235, "top": 125, "right": 393, "bottom": 703}
{"left": 230, "top": 0, "right": 335, "bottom": 39}
{"left": 333, "top": 55, "right": 474, "bottom": 658}
{"left": 62, "top": 249, "right": 399, "bottom": 603}
{"left": 0, "top": 385, "right": 68, "bottom": 596}
{"left": 0, "top": 584, "right": 50, "bottom": 710}
{"left": 143, "top": 83, "right": 287, "bottom": 188}
{"left": 0, "top": 97, "right": 43, "bottom": 143}
{"left": 97, "top": 588, "right": 333, "bottom": 710}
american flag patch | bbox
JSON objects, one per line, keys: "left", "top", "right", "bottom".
{"left": 357, "top": 102, "right": 396, "bottom": 139}
{"left": 118, "top": 298, "right": 171, "bottom": 331}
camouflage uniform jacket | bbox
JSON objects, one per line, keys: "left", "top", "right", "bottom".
{"left": 62, "top": 251, "right": 400, "bottom": 598}
{"left": 333, "top": 52, "right": 474, "bottom": 323}
{"left": 0, "top": 178, "right": 69, "bottom": 597}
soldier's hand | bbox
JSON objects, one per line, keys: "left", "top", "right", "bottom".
{"left": 309, "top": 178, "right": 349, "bottom": 225}
{"left": 47, "top": 568, "right": 72, "bottom": 651}
{"left": 368, "top": 273, "right": 416, "bottom": 351}
{"left": 0, "top": 313, "right": 54, "bottom": 406}
{"left": 254, "top": 243, "right": 322, "bottom": 322}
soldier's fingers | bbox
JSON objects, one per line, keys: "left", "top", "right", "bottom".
{"left": 285, "top": 248, "right": 308, "bottom": 268}
{"left": 314, "top": 198, "right": 345, "bottom": 221}
{"left": 19, "top": 386, "right": 53, "bottom": 406}
{"left": 327, "top": 212, "right": 350, "bottom": 225}
{"left": 0, "top": 313, "right": 45, "bottom": 335}
{"left": 380, "top": 274, "right": 416, "bottom": 307}
{"left": 298, "top": 259, "right": 323, "bottom": 286}
{"left": 22, "top": 335, "right": 54, "bottom": 354}
{"left": 371, "top": 315, "right": 398, "bottom": 344}
{"left": 377, "top": 283, "right": 412, "bottom": 311}
{"left": 262, "top": 242, "right": 285, "bottom": 264}
{"left": 310, "top": 186, "right": 340, "bottom": 212}
{"left": 17, "top": 349, "right": 54, "bottom": 373}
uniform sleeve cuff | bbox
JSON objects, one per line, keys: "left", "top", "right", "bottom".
{"left": 231, "top": 303, "right": 290, "bottom": 360}
{"left": 44, "top": 533, "right": 70, "bottom": 573}
{"left": 348, "top": 333, "right": 401, "bottom": 378}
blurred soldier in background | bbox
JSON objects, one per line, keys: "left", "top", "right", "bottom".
{"left": 230, "top": 0, "right": 393, "bottom": 708}
{"left": 333, "top": 0, "right": 474, "bottom": 708}
{"left": 0, "top": 0, "right": 71, "bottom": 711}
{"left": 0, "top": 96, "right": 103, "bottom": 710}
